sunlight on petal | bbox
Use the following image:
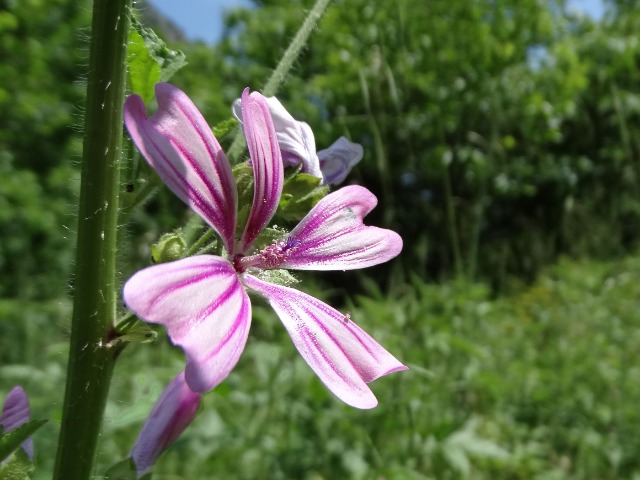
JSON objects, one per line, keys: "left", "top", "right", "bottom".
{"left": 124, "top": 83, "right": 237, "bottom": 252}
{"left": 281, "top": 185, "right": 402, "bottom": 270}
{"left": 245, "top": 275, "right": 407, "bottom": 409}
{"left": 123, "top": 256, "right": 251, "bottom": 393}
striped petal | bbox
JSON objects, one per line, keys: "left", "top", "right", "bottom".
{"left": 245, "top": 275, "right": 407, "bottom": 409}
{"left": 131, "top": 372, "right": 201, "bottom": 478}
{"left": 232, "top": 96, "right": 323, "bottom": 178}
{"left": 237, "top": 89, "right": 284, "bottom": 253}
{"left": 281, "top": 185, "right": 402, "bottom": 270}
{"left": 124, "top": 83, "right": 237, "bottom": 253}
{"left": 123, "top": 256, "right": 251, "bottom": 393}
{"left": 0, "top": 386, "right": 33, "bottom": 459}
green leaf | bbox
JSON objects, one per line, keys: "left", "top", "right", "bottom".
{"left": 127, "top": 18, "right": 187, "bottom": 104}
{"left": 0, "top": 419, "right": 46, "bottom": 463}
{"left": 127, "top": 28, "right": 160, "bottom": 104}
{"left": 103, "top": 457, "right": 138, "bottom": 480}
{"left": 212, "top": 118, "right": 239, "bottom": 139}
{"left": 277, "top": 172, "right": 328, "bottom": 222}
{"left": 0, "top": 447, "right": 34, "bottom": 480}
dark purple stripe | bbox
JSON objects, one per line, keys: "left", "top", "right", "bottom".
{"left": 201, "top": 286, "right": 250, "bottom": 360}
{"left": 148, "top": 267, "right": 227, "bottom": 310}
{"left": 142, "top": 123, "right": 227, "bottom": 233}
{"left": 174, "top": 100, "right": 237, "bottom": 219}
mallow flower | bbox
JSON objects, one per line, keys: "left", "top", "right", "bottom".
{"left": 123, "top": 83, "right": 406, "bottom": 409}
{"left": 233, "top": 95, "right": 363, "bottom": 185}
{"left": 0, "top": 386, "right": 33, "bottom": 460}
{"left": 131, "top": 372, "right": 201, "bottom": 478}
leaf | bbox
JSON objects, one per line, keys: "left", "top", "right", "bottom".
{"left": 212, "top": 118, "right": 239, "bottom": 139}
{"left": 0, "top": 420, "right": 46, "bottom": 463}
{"left": 277, "top": 172, "right": 328, "bottom": 222}
{"left": 127, "top": 18, "right": 187, "bottom": 104}
{"left": 103, "top": 458, "right": 138, "bottom": 480}
{"left": 127, "top": 28, "right": 160, "bottom": 105}
{"left": 0, "top": 447, "right": 34, "bottom": 480}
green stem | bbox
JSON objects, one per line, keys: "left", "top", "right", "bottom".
{"left": 53, "top": 0, "right": 131, "bottom": 478}
{"left": 227, "top": 0, "right": 333, "bottom": 161}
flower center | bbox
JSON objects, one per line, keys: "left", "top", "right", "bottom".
{"left": 234, "top": 236, "right": 300, "bottom": 272}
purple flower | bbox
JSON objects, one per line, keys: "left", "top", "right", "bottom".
{"left": 233, "top": 95, "right": 363, "bottom": 185}
{"left": 0, "top": 386, "right": 33, "bottom": 460}
{"left": 131, "top": 372, "right": 201, "bottom": 478}
{"left": 123, "top": 83, "right": 406, "bottom": 409}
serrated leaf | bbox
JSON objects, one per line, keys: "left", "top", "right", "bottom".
{"left": 132, "top": 18, "right": 187, "bottom": 82}
{"left": 127, "top": 27, "right": 160, "bottom": 104}
{"left": 0, "top": 420, "right": 46, "bottom": 463}
{"left": 0, "top": 447, "right": 34, "bottom": 480}
{"left": 127, "top": 18, "right": 187, "bottom": 104}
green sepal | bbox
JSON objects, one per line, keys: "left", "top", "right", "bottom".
{"left": 117, "top": 324, "right": 158, "bottom": 345}
{"left": 212, "top": 117, "right": 239, "bottom": 139}
{"left": 103, "top": 457, "right": 138, "bottom": 480}
{"left": 277, "top": 172, "right": 328, "bottom": 222}
{"left": 0, "top": 446, "right": 34, "bottom": 480}
{"left": 255, "top": 269, "right": 299, "bottom": 287}
{"left": 234, "top": 163, "right": 254, "bottom": 236}
{"left": 0, "top": 419, "right": 47, "bottom": 464}
{"left": 127, "top": 17, "right": 187, "bottom": 104}
{"left": 151, "top": 231, "right": 187, "bottom": 264}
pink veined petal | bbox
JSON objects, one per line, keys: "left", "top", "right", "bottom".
{"left": 123, "top": 256, "right": 252, "bottom": 393}
{"left": 131, "top": 372, "right": 201, "bottom": 478}
{"left": 124, "top": 83, "right": 237, "bottom": 253}
{"left": 244, "top": 275, "right": 407, "bottom": 409}
{"left": 280, "top": 185, "right": 403, "bottom": 270}
{"left": 237, "top": 89, "right": 284, "bottom": 253}
{"left": 0, "top": 386, "right": 33, "bottom": 459}
{"left": 233, "top": 96, "right": 323, "bottom": 179}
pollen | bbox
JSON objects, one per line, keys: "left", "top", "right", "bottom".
{"left": 259, "top": 237, "right": 299, "bottom": 268}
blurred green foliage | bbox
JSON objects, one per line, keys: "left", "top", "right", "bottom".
{"left": 187, "top": 0, "right": 640, "bottom": 289}
{"left": 3, "top": 255, "right": 640, "bottom": 478}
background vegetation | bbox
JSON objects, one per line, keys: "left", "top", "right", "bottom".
{"left": 1, "top": 0, "right": 639, "bottom": 478}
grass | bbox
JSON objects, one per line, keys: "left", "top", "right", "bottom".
{"left": 2, "top": 254, "right": 640, "bottom": 479}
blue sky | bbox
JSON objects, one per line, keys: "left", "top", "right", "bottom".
{"left": 148, "top": 0, "right": 605, "bottom": 45}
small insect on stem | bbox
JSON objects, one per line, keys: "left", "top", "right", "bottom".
{"left": 342, "top": 312, "right": 351, "bottom": 324}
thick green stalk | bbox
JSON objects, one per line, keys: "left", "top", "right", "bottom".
{"left": 53, "top": 0, "right": 131, "bottom": 478}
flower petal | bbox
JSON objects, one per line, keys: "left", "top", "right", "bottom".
{"left": 233, "top": 96, "right": 323, "bottom": 178}
{"left": 238, "top": 89, "right": 284, "bottom": 253}
{"left": 131, "top": 372, "right": 201, "bottom": 478}
{"left": 281, "top": 185, "right": 402, "bottom": 270}
{"left": 124, "top": 83, "right": 237, "bottom": 253}
{"left": 317, "top": 136, "right": 363, "bottom": 185}
{"left": 123, "top": 256, "right": 251, "bottom": 393}
{"left": 244, "top": 275, "right": 407, "bottom": 409}
{"left": 0, "top": 386, "right": 33, "bottom": 459}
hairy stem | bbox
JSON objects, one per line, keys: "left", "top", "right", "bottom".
{"left": 228, "top": 0, "right": 333, "bottom": 161}
{"left": 53, "top": 0, "right": 131, "bottom": 478}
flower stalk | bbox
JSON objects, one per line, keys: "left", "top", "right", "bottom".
{"left": 53, "top": 0, "right": 132, "bottom": 478}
